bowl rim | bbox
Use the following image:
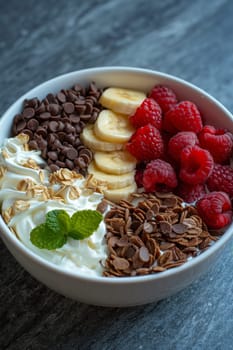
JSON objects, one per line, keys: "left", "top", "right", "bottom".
{"left": 1, "top": 65, "right": 233, "bottom": 285}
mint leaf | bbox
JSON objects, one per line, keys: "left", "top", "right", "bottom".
{"left": 30, "top": 209, "right": 103, "bottom": 250}
{"left": 46, "top": 210, "right": 71, "bottom": 234}
{"left": 30, "top": 223, "right": 67, "bottom": 250}
{"left": 69, "top": 209, "right": 103, "bottom": 240}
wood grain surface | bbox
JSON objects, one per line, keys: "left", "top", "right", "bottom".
{"left": 1, "top": 0, "right": 233, "bottom": 349}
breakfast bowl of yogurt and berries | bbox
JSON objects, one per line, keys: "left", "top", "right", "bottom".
{"left": 0, "top": 67, "right": 233, "bottom": 307}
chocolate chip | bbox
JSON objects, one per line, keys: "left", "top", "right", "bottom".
{"left": 57, "top": 92, "right": 66, "bottom": 103}
{"left": 53, "top": 139, "right": 62, "bottom": 149}
{"left": 88, "top": 95, "right": 98, "bottom": 103}
{"left": 67, "top": 91, "right": 78, "bottom": 102}
{"left": 47, "top": 151, "right": 58, "bottom": 161}
{"left": 27, "top": 118, "right": 39, "bottom": 131}
{"left": 40, "top": 112, "right": 51, "bottom": 120}
{"left": 48, "top": 133, "right": 56, "bottom": 144}
{"left": 75, "top": 104, "right": 86, "bottom": 115}
{"left": 49, "top": 121, "right": 59, "bottom": 132}
{"left": 46, "top": 93, "right": 57, "bottom": 104}
{"left": 66, "top": 147, "right": 78, "bottom": 160}
{"left": 50, "top": 114, "right": 61, "bottom": 121}
{"left": 64, "top": 123, "right": 75, "bottom": 133}
{"left": 75, "top": 124, "right": 82, "bottom": 134}
{"left": 57, "top": 121, "right": 65, "bottom": 131}
{"left": 85, "top": 102, "right": 93, "bottom": 114}
{"left": 80, "top": 114, "right": 91, "bottom": 121}
{"left": 69, "top": 114, "right": 80, "bottom": 123}
{"left": 79, "top": 148, "right": 92, "bottom": 158}
{"left": 47, "top": 103, "right": 60, "bottom": 115}
{"left": 55, "top": 160, "right": 66, "bottom": 168}
{"left": 37, "top": 138, "right": 47, "bottom": 150}
{"left": 90, "top": 82, "right": 98, "bottom": 94}
{"left": 57, "top": 132, "right": 66, "bottom": 141}
{"left": 13, "top": 114, "right": 22, "bottom": 124}
{"left": 58, "top": 152, "right": 65, "bottom": 161}
{"left": 36, "top": 103, "right": 46, "bottom": 114}
{"left": 88, "top": 114, "right": 98, "bottom": 124}
{"left": 63, "top": 102, "right": 75, "bottom": 114}
{"left": 24, "top": 98, "right": 39, "bottom": 108}
{"left": 78, "top": 153, "right": 91, "bottom": 164}
{"left": 35, "top": 127, "right": 47, "bottom": 138}
{"left": 65, "top": 134, "right": 75, "bottom": 144}
{"left": 16, "top": 119, "right": 26, "bottom": 132}
{"left": 23, "top": 107, "right": 35, "bottom": 119}
{"left": 74, "top": 157, "right": 86, "bottom": 168}
{"left": 65, "top": 159, "right": 74, "bottom": 169}
{"left": 49, "top": 164, "right": 60, "bottom": 172}
{"left": 74, "top": 138, "right": 81, "bottom": 147}
{"left": 41, "top": 148, "right": 47, "bottom": 158}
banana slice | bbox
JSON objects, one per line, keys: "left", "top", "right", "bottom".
{"left": 99, "top": 87, "right": 146, "bottom": 115}
{"left": 94, "top": 151, "right": 136, "bottom": 175}
{"left": 88, "top": 161, "right": 135, "bottom": 189}
{"left": 94, "top": 110, "right": 135, "bottom": 143}
{"left": 103, "top": 181, "right": 137, "bottom": 202}
{"left": 81, "top": 124, "right": 124, "bottom": 152}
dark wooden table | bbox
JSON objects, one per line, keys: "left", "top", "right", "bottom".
{"left": 1, "top": 1, "right": 233, "bottom": 349}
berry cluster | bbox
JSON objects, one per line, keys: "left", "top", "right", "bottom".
{"left": 126, "top": 85, "right": 233, "bottom": 229}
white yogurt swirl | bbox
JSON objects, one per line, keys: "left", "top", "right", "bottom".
{"left": 0, "top": 135, "right": 107, "bottom": 276}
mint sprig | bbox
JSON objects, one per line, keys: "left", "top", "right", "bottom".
{"left": 30, "top": 209, "right": 103, "bottom": 250}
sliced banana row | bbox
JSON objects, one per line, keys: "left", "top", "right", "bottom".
{"left": 81, "top": 87, "right": 146, "bottom": 202}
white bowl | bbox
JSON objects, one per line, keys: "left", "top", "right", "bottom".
{"left": 0, "top": 67, "right": 233, "bottom": 307}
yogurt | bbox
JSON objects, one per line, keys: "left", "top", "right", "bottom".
{"left": 0, "top": 134, "right": 107, "bottom": 277}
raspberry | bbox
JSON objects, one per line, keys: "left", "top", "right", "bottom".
{"left": 126, "top": 124, "right": 164, "bottom": 161}
{"left": 207, "top": 163, "right": 233, "bottom": 197}
{"left": 198, "top": 125, "right": 233, "bottom": 164}
{"left": 168, "top": 131, "right": 199, "bottom": 163}
{"left": 179, "top": 145, "right": 214, "bottom": 185}
{"left": 143, "top": 159, "right": 177, "bottom": 192}
{"left": 163, "top": 101, "right": 203, "bottom": 134}
{"left": 176, "top": 182, "right": 206, "bottom": 203}
{"left": 196, "top": 191, "right": 232, "bottom": 229}
{"left": 129, "top": 98, "right": 162, "bottom": 130}
{"left": 149, "top": 85, "right": 178, "bottom": 114}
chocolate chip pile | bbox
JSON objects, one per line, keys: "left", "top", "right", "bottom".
{"left": 12, "top": 83, "right": 102, "bottom": 175}
{"left": 103, "top": 192, "right": 219, "bottom": 277}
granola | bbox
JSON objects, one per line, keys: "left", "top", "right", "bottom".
{"left": 103, "top": 192, "right": 218, "bottom": 277}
